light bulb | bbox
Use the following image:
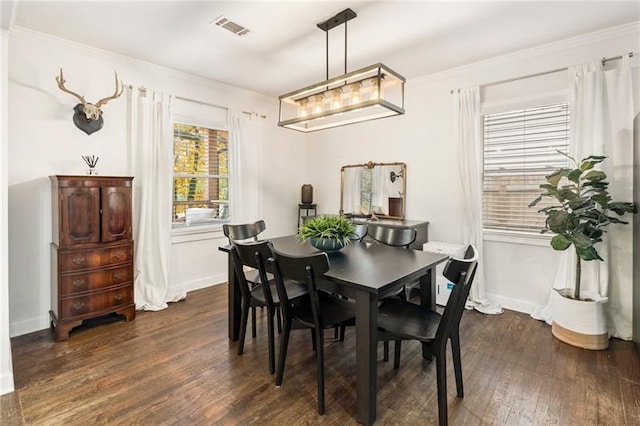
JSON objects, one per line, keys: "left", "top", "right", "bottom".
{"left": 350, "top": 83, "right": 362, "bottom": 105}
{"left": 297, "top": 98, "right": 309, "bottom": 118}
{"left": 313, "top": 94, "right": 324, "bottom": 114}
{"left": 331, "top": 89, "right": 343, "bottom": 110}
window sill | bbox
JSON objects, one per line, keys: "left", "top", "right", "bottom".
{"left": 483, "top": 229, "right": 552, "bottom": 247}
{"left": 171, "top": 224, "right": 226, "bottom": 244}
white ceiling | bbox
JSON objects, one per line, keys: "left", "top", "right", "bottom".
{"left": 9, "top": 1, "right": 640, "bottom": 97}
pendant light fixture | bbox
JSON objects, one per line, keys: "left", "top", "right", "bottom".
{"left": 278, "top": 8, "right": 405, "bottom": 132}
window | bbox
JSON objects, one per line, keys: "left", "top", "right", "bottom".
{"left": 172, "top": 123, "right": 229, "bottom": 228}
{"left": 483, "top": 103, "right": 570, "bottom": 233}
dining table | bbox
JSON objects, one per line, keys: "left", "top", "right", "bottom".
{"left": 220, "top": 235, "right": 448, "bottom": 425}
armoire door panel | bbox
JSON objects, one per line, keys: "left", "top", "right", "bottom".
{"left": 102, "top": 186, "right": 132, "bottom": 242}
{"left": 61, "top": 187, "right": 101, "bottom": 246}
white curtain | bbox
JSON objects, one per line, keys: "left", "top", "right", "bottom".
{"left": 533, "top": 57, "right": 635, "bottom": 338}
{"left": 227, "top": 110, "right": 262, "bottom": 224}
{"left": 343, "top": 167, "right": 361, "bottom": 215}
{"left": 370, "top": 165, "right": 386, "bottom": 215}
{"left": 453, "top": 87, "right": 503, "bottom": 315}
{"left": 127, "top": 87, "right": 184, "bottom": 311}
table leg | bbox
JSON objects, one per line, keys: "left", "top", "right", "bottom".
{"left": 227, "top": 252, "right": 241, "bottom": 341}
{"left": 355, "top": 290, "right": 377, "bottom": 425}
{"left": 419, "top": 266, "right": 436, "bottom": 310}
{"left": 420, "top": 267, "right": 436, "bottom": 359}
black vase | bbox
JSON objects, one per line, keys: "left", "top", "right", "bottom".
{"left": 301, "top": 184, "right": 313, "bottom": 204}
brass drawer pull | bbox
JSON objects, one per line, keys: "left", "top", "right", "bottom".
{"left": 72, "top": 301, "right": 86, "bottom": 311}
{"left": 112, "top": 252, "right": 124, "bottom": 261}
{"left": 72, "top": 279, "right": 86, "bottom": 288}
{"left": 114, "top": 294, "right": 124, "bottom": 302}
{"left": 113, "top": 272, "right": 125, "bottom": 281}
{"left": 71, "top": 256, "right": 85, "bottom": 265}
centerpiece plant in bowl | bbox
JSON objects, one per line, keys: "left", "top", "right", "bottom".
{"left": 298, "top": 215, "right": 355, "bottom": 252}
{"left": 529, "top": 151, "right": 637, "bottom": 350}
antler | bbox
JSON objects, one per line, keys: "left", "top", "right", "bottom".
{"left": 94, "top": 71, "right": 124, "bottom": 108}
{"left": 56, "top": 68, "right": 87, "bottom": 105}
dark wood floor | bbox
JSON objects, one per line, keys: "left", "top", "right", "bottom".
{"left": 2, "top": 284, "right": 639, "bottom": 425}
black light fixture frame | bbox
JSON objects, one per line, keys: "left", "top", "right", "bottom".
{"left": 317, "top": 8, "right": 357, "bottom": 80}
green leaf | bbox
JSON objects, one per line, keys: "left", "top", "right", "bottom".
{"left": 567, "top": 168, "right": 583, "bottom": 183}
{"left": 583, "top": 170, "right": 607, "bottom": 181}
{"left": 547, "top": 210, "right": 572, "bottom": 233}
{"left": 591, "top": 193, "right": 609, "bottom": 208}
{"left": 576, "top": 246, "right": 603, "bottom": 261}
{"left": 545, "top": 169, "right": 570, "bottom": 186}
{"left": 528, "top": 196, "right": 543, "bottom": 208}
{"left": 550, "top": 234, "right": 572, "bottom": 250}
{"left": 580, "top": 155, "right": 606, "bottom": 171}
{"left": 571, "top": 233, "right": 593, "bottom": 250}
{"left": 608, "top": 202, "right": 638, "bottom": 215}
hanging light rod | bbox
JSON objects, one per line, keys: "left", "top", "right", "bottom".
{"left": 277, "top": 8, "right": 405, "bottom": 133}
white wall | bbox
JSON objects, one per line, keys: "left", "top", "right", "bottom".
{"left": 306, "top": 22, "right": 640, "bottom": 314}
{"left": 6, "top": 27, "right": 306, "bottom": 337}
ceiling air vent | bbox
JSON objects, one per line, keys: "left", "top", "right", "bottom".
{"left": 211, "top": 16, "right": 250, "bottom": 37}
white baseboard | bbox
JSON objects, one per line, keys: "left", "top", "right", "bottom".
{"left": 485, "top": 292, "right": 541, "bottom": 315}
{"left": 170, "top": 273, "right": 227, "bottom": 296}
{"left": 10, "top": 314, "right": 50, "bottom": 338}
{"left": 0, "top": 371, "right": 15, "bottom": 396}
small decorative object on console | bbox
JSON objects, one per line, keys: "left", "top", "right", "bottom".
{"left": 82, "top": 155, "right": 99, "bottom": 175}
{"left": 301, "top": 184, "right": 313, "bottom": 204}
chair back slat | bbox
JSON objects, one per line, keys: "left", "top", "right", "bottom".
{"left": 223, "top": 220, "right": 266, "bottom": 242}
{"left": 434, "top": 245, "right": 478, "bottom": 348}
{"left": 270, "top": 248, "right": 329, "bottom": 329}
{"left": 231, "top": 240, "right": 276, "bottom": 306}
{"left": 350, "top": 223, "right": 368, "bottom": 241}
{"left": 368, "top": 225, "right": 416, "bottom": 248}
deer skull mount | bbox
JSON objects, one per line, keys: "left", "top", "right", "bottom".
{"left": 56, "top": 68, "right": 123, "bottom": 135}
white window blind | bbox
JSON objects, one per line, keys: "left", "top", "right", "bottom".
{"left": 483, "top": 103, "right": 570, "bottom": 233}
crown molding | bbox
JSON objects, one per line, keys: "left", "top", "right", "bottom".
{"left": 8, "top": 25, "right": 274, "bottom": 103}
{"left": 408, "top": 21, "right": 640, "bottom": 88}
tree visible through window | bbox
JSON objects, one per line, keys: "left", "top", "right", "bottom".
{"left": 483, "top": 103, "right": 570, "bottom": 233}
{"left": 173, "top": 123, "right": 229, "bottom": 228}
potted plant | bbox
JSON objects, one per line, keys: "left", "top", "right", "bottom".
{"left": 297, "top": 215, "right": 355, "bottom": 252}
{"left": 530, "top": 151, "right": 637, "bottom": 349}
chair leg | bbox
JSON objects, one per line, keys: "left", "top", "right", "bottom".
{"left": 339, "top": 325, "right": 346, "bottom": 342}
{"left": 251, "top": 306, "right": 257, "bottom": 338}
{"left": 275, "top": 318, "right": 292, "bottom": 387}
{"left": 435, "top": 348, "right": 448, "bottom": 426}
{"left": 334, "top": 326, "right": 339, "bottom": 339}
{"left": 310, "top": 329, "right": 317, "bottom": 352}
{"left": 451, "top": 333, "right": 464, "bottom": 397}
{"left": 315, "top": 328, "right": 325, "bottom": 415}
{"left": 267, "top": 309, "right": 276, "bottom": 375}
{"left": 238, "top": 301, "right": 250, "bottom": 356}
{"left": 383, "top": 341, "right": 389, "bottom": 362}
{"left": 393, "top": 340, "right": 402, "bottom": 369}
{"left": 276, "top": 305, "right": 282, "bottom": 334}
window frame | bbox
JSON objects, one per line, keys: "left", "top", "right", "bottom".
{"left": 171, "top": 113, "right": 230, "bottom": 236}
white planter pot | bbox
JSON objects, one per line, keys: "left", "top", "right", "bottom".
{"left": 551, "top": 288, "right": 609, "bottom": 350}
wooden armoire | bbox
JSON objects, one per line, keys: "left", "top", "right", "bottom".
{"left": 50, "top": 175, "right": 135, "bottom": 341}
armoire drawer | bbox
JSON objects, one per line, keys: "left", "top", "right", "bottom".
{"left": 60, "top": 285, "right": 133, "bottom": 319}
{"left": 59, "top": 244, "right": 133, "bottom": 272}
{"left": 59, "top": 264, "right": 132, "bottom": 296}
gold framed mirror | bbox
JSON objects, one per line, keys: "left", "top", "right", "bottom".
{"left": 340, "top": 161, "right": 406, "bottom": 220}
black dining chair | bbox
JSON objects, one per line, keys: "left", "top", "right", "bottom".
{"left": 223, "top": 220, "right": 267, "bottom": 337}
{"left": 349, "top": 223, "right": 368, "bottom": 241}
{"left": 377, "top": 245, "right": 478, "bottom": 426}
{"left": 268, "top": 247, "right": 355, "bottom": 415}
{"left": 230, "top": 240, "right": 308, "bottom": 374}
{"left": 367, "top": 224, "right": 417, "bottom": 359}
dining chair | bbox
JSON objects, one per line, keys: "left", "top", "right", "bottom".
{"left": 367, "top": 224, "right": 417, "bottom": 359}
{"left": 349, "top": 223, "right": 368, "bottom": 241}
{"left": 268, "top": 247, "right": 356, "bottom": 415}
{"left": 230, "top": 240, "right": 308, "bottom": 374}
{"left": 223, "top": 220, "right": 267, "bottom": 338}
{"left": 377, "top": 245, "right": 478, "bottom": 426}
